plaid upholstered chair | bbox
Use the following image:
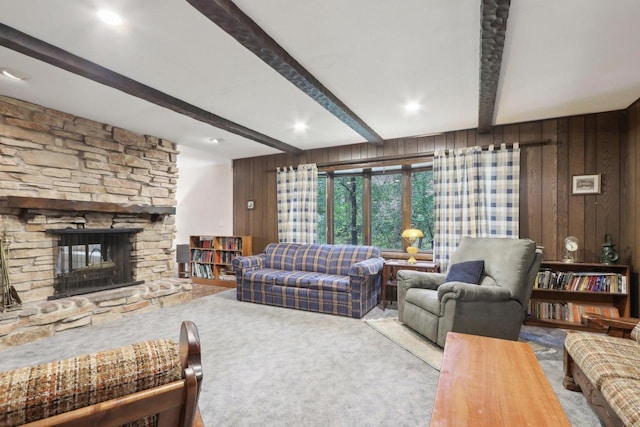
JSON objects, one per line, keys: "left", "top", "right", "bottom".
{"left": 397, "top": 237, "right": 542, "bottom": 348}
{"left": 564, "top": 314, "right": 640, "bottom": 427}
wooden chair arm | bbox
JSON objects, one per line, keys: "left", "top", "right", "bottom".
{"left": 581, "top": 313, "right": 639, "bottom": 338}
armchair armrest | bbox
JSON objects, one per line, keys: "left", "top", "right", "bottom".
{"left": 437, "top": 282, "right": 512, "bottom": 303}
{"left": 397, "top": 270, "right": 446, "bottom": 291}
{"left": 349, "top": 257, "right": 384, "bottom": 277}
{"left": 581, "top": 313, "right": 640, "bottom": 338}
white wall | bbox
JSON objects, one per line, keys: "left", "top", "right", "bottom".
{"left": 175, "top": 149, "right": 233, "bottom": 247}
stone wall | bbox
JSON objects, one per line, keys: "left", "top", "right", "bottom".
{"left": 0, "top": 95, "right": 179, "bottom": 303}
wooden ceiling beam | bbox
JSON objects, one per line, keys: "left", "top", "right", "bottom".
{"left": 0, "top": 23, "right": 302, "bottom": 154}
{"left": 186, "top": 0, "right": 385, "bottom": 145}
{"left": 478, "top": 0, "right": 511, "bottom": 134}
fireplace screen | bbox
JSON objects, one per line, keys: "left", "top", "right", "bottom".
{"left": 48, "top": 228, "right": 142, "bottom": 298}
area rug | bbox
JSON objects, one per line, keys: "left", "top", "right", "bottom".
{"left": 364, "top": 318, "right": 566, "bottom": 371}
{"left": 364, "top": 318, "right": 443, "bottom": 370}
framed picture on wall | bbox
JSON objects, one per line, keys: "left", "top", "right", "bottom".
{"left": 572, "top": 174, "right": 601, "bottom": 195}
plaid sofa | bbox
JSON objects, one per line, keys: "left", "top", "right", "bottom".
{"left": 564, "top": 322, "right": 640, "bottom": 427}
{"left": 232, "top": 243, "right": 384, "bottom": 318}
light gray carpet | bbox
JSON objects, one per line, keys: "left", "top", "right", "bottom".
{"left": 0, "top": 290, "right": 602, "bottom": 426}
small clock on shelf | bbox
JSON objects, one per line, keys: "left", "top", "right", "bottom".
{"left": 562, "top": 236, "right": 579, "bottom": 263}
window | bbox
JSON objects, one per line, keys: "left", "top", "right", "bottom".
{"left": 319, "top": 162, "right": 434, "bottom": 251}
{"left": 317, "top": 175, "right": 327, "bottom": 244}
{"left": 371, "top": 171, "right": 402, "bottom": 249}
{"left": 411, "top": 169, "right": 434, "bottom": 250}
{"left": 333, "top": 175, "right": 363, "bottom": 245}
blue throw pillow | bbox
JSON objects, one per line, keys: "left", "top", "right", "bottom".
{"left": 445, "top": 260, "right": 484, "bottom": 284}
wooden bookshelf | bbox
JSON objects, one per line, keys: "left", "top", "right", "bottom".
{"left": 525, "top": 261, "right": 632, "bottom": 332}
{"left": 189, "top": 235, "right": 252, "bottom": 287}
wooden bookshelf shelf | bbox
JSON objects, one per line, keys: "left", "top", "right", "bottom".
{"left": 189, "top": 235, "right": 252, "bottom": 287}
{"left": 525, "top": 261, "right": 632, "bottom": 332}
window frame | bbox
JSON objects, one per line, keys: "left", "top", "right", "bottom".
{"left": 319, "top": 160, "right": 433, "bottom": 254}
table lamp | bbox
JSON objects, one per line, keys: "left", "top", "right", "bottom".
{"left": 401, "top": 228, "right": 424, "bottom": 264}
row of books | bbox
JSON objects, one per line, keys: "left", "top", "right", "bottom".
{"left": 191, "top": 263, "right": 214, "bottom": 279}
{"left": 215, "top": 251, "right": 237, "bottom": 264}
{"left": 527, "top": 300, "right": 620, "bottom": 323}
{"left": 194, "top": 237, "right": 243, "bottom": 251}
{"left": 191, "top": 249, "right": 214, "bottom": 263}
{"left": 218, "top": 237, "right": 243, "bottom": 251}
{"left": 191, "top": 250, "right": 240, "bottom": 264}
{"left": 198, "top": 238, "right": 214, "bottom": 249}
{"left": 534, "top": 270, "right": 627, "bottom": 293}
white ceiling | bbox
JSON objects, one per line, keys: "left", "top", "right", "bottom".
{"left": 1, "top": 0, "right": 639, "bottom": 164}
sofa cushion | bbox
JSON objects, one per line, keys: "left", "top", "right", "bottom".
{"left": 273, "top": 271, "right": 318, "bottom": 287}
{"left": 264, "top": 242, "right": 300, "bottom": 270}
{"left": 564, "top": 332, "right": 640, "bottom": 388}
{"left": 600, "top": 377, "right": 640, "bottom": 427}
{"left": 405, "top": 288, "right": 441, "bottom": 316}
{"left": 244, "top": 268, "right": 286, "bottom": 284}
{"left": 0, "top": 339, "right": 181, "bottom": 426}
{"left": 307, "top": 274, "right": 350, "bottom": 293}
{"left": 445, "top": 260, "right": 484, "bottom": 284}
{"left": 293, "top": 244, "right": 331, "bottom": 274}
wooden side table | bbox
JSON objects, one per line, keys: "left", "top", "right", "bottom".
{"left": 381, "top": 260, "right": 439, "bottom": 310}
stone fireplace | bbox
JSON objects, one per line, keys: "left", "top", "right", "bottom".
{"left": 0, "top": 95, "right": 191, "bottom": 348}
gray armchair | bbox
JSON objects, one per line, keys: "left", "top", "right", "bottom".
{"left": 397, "top": 237, "right": 542, "bottom": 347}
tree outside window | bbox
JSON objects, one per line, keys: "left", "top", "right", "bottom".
{"left": 334, "top": 175, "right": 363, "bottom": 245}
{"left": 317, "top": 175, "right": 327, "bottom": 243}
{"left": 371, "top": 172, "right": 402, "bottom": 249}
{"left": 411, "top": 169, "right": 434, "bottom": 250}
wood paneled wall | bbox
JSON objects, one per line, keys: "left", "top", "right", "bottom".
{"left": 233, "top": 108, "right": 638, "bottom": 314}
{"left": 623, "top": 99, "right": 640, "bottom": 315}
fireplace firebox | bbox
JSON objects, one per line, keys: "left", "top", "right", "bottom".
{"left": 48, "top": 228, "right": 144, "bottom": 299}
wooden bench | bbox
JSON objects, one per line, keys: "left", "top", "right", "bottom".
{"left": 1, "top": 321, "right": 204, "bottom": 427}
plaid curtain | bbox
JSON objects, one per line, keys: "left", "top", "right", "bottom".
{"left": 277, "top": 164, "right": 318, "bottom": 243}
{"left": 433, "top": 143, "right": 520, "bottom": 269}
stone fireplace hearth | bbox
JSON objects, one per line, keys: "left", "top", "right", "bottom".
{"left": 0, "top": 95, "right": 192, "bottom": 348}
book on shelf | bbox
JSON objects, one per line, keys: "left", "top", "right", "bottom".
{"left": 191, "top": 249, "right": 214, "bottom": 263}
{"left": 534, "top": 270, "right": 626, "bottom": 293}
{"left": 527, "top": 300, "right": 620, "bottom": 323}
{"left": 198, "top": 237, "right": 214, "bottom": 249}
{"left": 567, "top": 302, "right": 619, "bottom": 321}
{"left": 191, "top": 263, "right": 213, "bottom": 279}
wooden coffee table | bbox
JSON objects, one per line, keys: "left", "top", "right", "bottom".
{"left": 430, "top": 332, "right": 570, "bottom": 426}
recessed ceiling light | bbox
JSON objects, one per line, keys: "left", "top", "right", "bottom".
{"left": 208, "top": 138, "right": 223, "bottom": 144}
{"left": 0, "top": 68, "right": 30, "bottom": 81}
{"left": 293, "top": 122, "right": 308, "bottom": 132}
{"left": 404, "top": 101, "right": 422, "bottom": 113}
{"left": 97, "top": 9, "right": 123, "bottom": 26}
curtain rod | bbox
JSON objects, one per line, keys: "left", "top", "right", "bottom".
{"left": 314, "top": 139, "right": 550, "bottom": 170}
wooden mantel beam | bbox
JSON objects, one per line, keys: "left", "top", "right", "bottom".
{"left": 3, "top": 196, "right": 176, "bottom": 216}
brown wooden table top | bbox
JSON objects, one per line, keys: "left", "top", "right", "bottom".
{"left": 430, "top": 332, "right": 571, "bottom": 427}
